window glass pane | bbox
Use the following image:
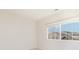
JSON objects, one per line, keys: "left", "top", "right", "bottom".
{"left": 61, "top": 23, "right": 73, "bottom": 40}
{"left": 72, "top": 23, "right": 79, "bottom": 40}
{"left": 48, "top": 24, "right": 60, "bottom": 39}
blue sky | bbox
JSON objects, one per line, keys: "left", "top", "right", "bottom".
{"left": 48, "top": 26, "right": 60, "bottom": 32}
{"left": 48, "top": 23, "right": 79, "bottom": 32}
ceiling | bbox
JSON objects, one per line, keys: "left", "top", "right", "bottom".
{"left": 0, "top": 9, "right": 60, "bottom": 20}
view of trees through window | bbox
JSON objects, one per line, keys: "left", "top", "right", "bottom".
{"left": 48, "top": 22, "right": 79, "bottom": 40}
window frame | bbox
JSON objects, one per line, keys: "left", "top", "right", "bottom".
{"left": 47, "top": 18, "right": 79, "bottom": 40}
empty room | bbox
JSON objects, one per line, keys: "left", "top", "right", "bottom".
{"left": 0, "top": 9, "right": 79, "bottom": 50}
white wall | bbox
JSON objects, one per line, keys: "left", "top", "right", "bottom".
{"left": 0, "top": 13, "right": 37, "bottom": 50}
{"left": 37, "top": 9, "right": 79, "bottom": 50}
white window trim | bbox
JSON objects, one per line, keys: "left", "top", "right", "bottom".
{"left": 47, "top": 18, "right": 79, "bottom": 40}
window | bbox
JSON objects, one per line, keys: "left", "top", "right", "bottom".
{"left": 48, "top": 24, "right": 60, "bottom": 39}
{"left": 48, "top": 21, "right": 79, "bottom": 40}
{"left": 61, "top": 23, "right": 73, "bottom": 40}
